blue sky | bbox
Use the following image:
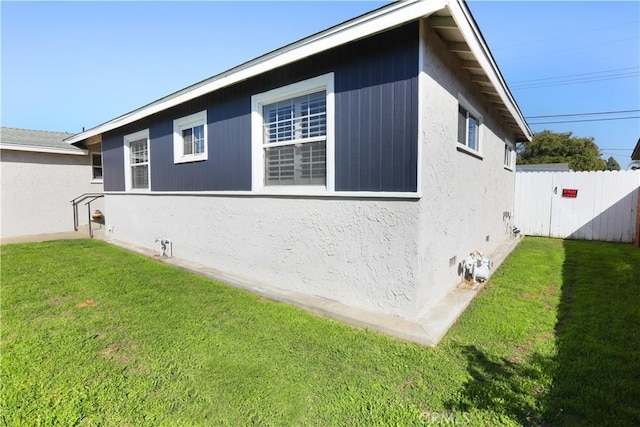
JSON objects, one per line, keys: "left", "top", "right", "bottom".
{"left": 2, "top": 1, "right": 639, "bottom": 167}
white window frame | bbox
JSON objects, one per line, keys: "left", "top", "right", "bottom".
{"left": 173, "top": 110, "right": 208, "bottom": 164}
{"left": 504, "top": 140, "right": 515, "bottom": 170}
{"left": 456, "top": 95, "right": 483, "bottom": 156}
{"left": 251, "top": 73, "right": 335, "bottom": 194}
{"left": 124, "top": 129, "right": 150, "bottom": 191}
{"left": 91, "top": 151, "right": 103, "bottom": 183}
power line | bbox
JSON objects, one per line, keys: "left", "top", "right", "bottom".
{"left": 510, "top": 67, "right": 640, "bottom": 85}
{"left": 501, "top": 36, "right": 640, "bottom": 62}
{"left": 493, "top": 21, "right": 639, "bottom": 51}
{"left": 526, "top": 109, "right": 640, "bottom": 119}
{"left": 511, "top": 72, "right": 639, "bottom": 90}
{"left": 528, "top": 116, "right": 640, "bottom": 125}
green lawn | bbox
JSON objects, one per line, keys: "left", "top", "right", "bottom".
{"left": 1, "top": 237, "right": 638, "bottom": 426}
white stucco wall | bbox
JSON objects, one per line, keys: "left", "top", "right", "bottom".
{"left": 415, "top": 21, "right": 518, "bottom": 316}
{"left": 0, "top": 150, "right": 103, "bottom": 238}
{"left": 104, "top": 195, "right": 423, "bottom": 319}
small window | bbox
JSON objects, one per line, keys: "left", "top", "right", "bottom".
{"left": 91, "top": 152, "right": 103, "bottom": 181}
{"left": 504, "top": 142, "right": 514, "bottom": 169}
{"left": 457, "top": 101, "right": 482, "bottom": 153}
{"left": 173, "top": 110, "right": 207, "bottom": 164}
{"left": 251, "top": 73, "right": 334, "bottom": 193}
{"left": 124, "top": 129, "right": 150, "bottom": 191}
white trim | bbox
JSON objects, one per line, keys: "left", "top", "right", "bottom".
{"left": 65, "top": 0, "right": 448, "bottom": 145}
{"left": 91, "top": 151, "right": 103, "bottom": 181}
{"left": 326, "top": 79, "right": 336, "bottom": 193}
{"left": 173, "top": 110, "right": 208, "bottom": 164}
{"left": 251, "top": 73, "right": 335, "bottom": 193}
{"left": 503, "top": 139, "right": 515, "bottom": 170}
{"left": 103, "top": 190, "right": 422, "bottom": 199}
{"left": 456, "top": 142, "right": 484, "bottom": 159}
{"left": 123, "top": 129, "right": 150, "bottom": 192}
{"left": 457, "top": 94, "right": 483, "bottom": 155}
{"left": 417, "top": 18, "right": 425, "bottom": 195}
{"left": 0, "top": 143, "right": 87, "bottom": 156}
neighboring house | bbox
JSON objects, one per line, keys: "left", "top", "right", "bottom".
{"left": 0, "top": 127, "right": 103, "bottom": 239}
{"left": 65, "top": 0, "right": 532, "bottom": 342}
{"left": 516, "top": 163, "right": 573, "bottom": 173}
{"left": 630, "top": 138, "right": 640, "bottom": 170}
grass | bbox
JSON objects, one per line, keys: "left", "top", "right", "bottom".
{"left": 1, "top": 237, "right": 639, "bottom": 426}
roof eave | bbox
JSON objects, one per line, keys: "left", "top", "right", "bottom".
{"left": 449, "top": 0, "right": 532, "bottom": 141}
{"left": 65, "top": 0, "right": 531, "bottom": 144}
{"left": 0, "top": 143, "right": 88, "bottom": 155}
{"left": 65, "top": 0, "right": 447, "bottom": 144}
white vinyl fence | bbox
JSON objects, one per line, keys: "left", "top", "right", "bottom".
{"left": 515, "top": 170, "right": 640, "bottom": 243}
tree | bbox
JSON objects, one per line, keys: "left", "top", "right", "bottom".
{"left": 605, "top": 156, "right": 621, "bottom": 171}
{"left": 517, "top": 130, "right": 606, "bottom": 171}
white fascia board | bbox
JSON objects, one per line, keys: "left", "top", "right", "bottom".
{"left": 448, "top": 0, "right": 533, "bottom": 141}
{"left": 0, "top": 143, "right": 88, "bottom": 155}
{"left": 65, "top": 0, "right": 446, "bottom": 144}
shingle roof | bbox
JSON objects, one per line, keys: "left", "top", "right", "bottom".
{"left": 1, "top": 127, "right": 85, "bottom": 154}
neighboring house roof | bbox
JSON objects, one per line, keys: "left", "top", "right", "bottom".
{"left": 516, "top": 163, "right": 573, "bottom": 172}
{"left": 632, "top": 138, "right": 640, "bottom": 161}
{"left": 66, "top": 0, "right": 532, "bottom": 145}
{"left": 1, "top": 127, "right": 86, "bottom": 155}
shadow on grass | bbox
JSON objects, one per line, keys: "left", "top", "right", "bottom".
{"left": 445, "top": 345, "right": 553, "bottom": 425}
{"left": 445, "top": 239, "right": 640, "bottom": 425}
{"left": 544, "top": 240, "right": 640, "bottom": 426}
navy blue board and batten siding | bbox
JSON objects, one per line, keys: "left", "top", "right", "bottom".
{"left": 102, "top": 22, "right": 418, "bottom": 193}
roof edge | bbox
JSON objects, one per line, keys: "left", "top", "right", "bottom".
{"left": 450, "top": 0, "right": 532, "bottom": 141}
{"left": 631, "top": 138, "right": 640, "bottom": 160}
{"left": 66, "top": 0, "right": 530, "bottom": 144}
{"left": 0, "top": 142, "right": 88, "bottom": 156}
{"left": 65, "top": 0, "right": 446, "bottom": 144}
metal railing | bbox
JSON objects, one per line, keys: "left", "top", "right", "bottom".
{"left": 71, "top": 193, "right": 104, "bottom": 238}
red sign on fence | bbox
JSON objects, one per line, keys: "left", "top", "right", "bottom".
{"left": 562, "top": 189, "right": 578, "bottom": 198}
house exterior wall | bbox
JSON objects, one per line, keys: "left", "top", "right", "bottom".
{"left": 0, "top": 150, "right": 103, "bottom": 238}
{"left": 102, "top": 24, "right": 419, "bottom": 194}
{"left": 415, "top": 21, "right": 518, "bottom": 316}
{"left": 105, "top": 195, "right": 422, "bottom": 318}
{"left": 100, "top": 23, "right": 424, "bottom": 320}
{"left": 96, "top": 19, "right": 521, "bottom": 323}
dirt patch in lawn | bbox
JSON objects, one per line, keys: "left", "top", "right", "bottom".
{"left": 75, "top": 299, "right": 97, "bottom": 308}
{"left": 45, "top": 296, "right": 67, "bottom": 307}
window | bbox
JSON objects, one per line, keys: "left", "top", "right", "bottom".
{"left": 457, "top": 100, "right": 482, "bottom": 153}
{"left": 91, "top": 152, "right": 103, "bottom": 181}
{"left": 264, "top": 92, "right": 326, "bottom": 185}
{"left": 251, "top": 73, "right": 334, "bottom": 193}
{"left": 173, "top": 110, "right": 207, "bottom": 164}
{"left": 504, "top": 142, "right": 514, "bottom": 169}
{"left": 124, "top": 129, "right": 150, "bottom": 191}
